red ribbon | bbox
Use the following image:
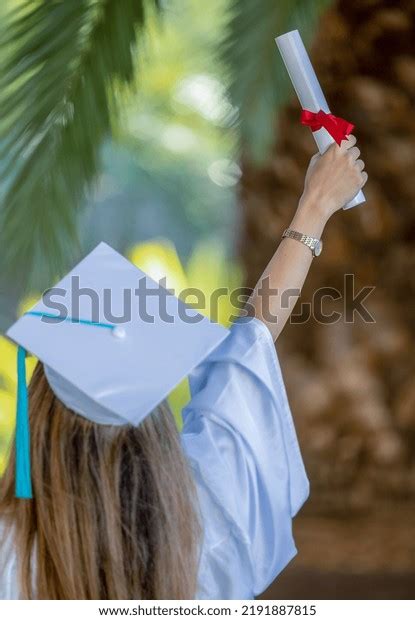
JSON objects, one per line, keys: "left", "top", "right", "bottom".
{"left": 300, "top": 109, "right": 355, "bottom": 146}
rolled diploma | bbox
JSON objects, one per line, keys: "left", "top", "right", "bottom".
{"left": 275, "top": 29, "right": 365, "bottom": 209}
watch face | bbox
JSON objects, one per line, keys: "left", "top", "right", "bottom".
{"left": 313, "top": 240, "right": 323, "bottom": 257}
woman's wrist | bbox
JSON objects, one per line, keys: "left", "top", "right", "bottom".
{"left": 291, "top": 194, "right": 330, "bottom": 239}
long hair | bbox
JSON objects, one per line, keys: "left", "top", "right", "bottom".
{"left": 0, "top": 363, "right": 201, "bottom": 599}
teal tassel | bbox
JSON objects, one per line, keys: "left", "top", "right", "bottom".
{"left": 15, "top": 346, "right": 33, "bottom": 499}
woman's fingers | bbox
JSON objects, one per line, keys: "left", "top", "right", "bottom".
{"left": 341, "top": 134, "right": 357, "bottom": 150}
{"left": 302, "top": 134, "right": 368, "bottom": 217}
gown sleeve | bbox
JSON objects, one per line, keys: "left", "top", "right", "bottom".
{"left": 181, "top": 317, "right": 310, "bottom": 599}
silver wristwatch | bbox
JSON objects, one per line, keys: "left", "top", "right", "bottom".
{"left": 282, "top": 228, "right": 323, "bottom": 257}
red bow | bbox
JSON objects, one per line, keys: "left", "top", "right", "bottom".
{"left": 300, "top": 109, "right": 355, "bottom": 146}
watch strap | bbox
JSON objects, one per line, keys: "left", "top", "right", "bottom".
{"left": 282, "top": 228, "right": 321, "bottom": 256}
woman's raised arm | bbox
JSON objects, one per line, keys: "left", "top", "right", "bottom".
{"left": 248, "top": 135, "right": 368, "bottom": 341}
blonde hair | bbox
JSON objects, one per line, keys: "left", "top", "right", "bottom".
{"left": 0, "top": 363, "right": 200, "bottom": 599}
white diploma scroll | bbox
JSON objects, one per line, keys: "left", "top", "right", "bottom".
{"left": 275, "top": 29, "right": 365, "bottom": 209}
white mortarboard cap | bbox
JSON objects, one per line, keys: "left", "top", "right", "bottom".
{"left": 7, "top": 242, "right": 230, "bottom": 498}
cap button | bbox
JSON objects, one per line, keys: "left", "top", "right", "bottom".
{"left": 112, "top": 326, "right": 126, "bottom": 340}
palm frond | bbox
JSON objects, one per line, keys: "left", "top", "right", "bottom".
{"left": 222, "top": 0, "right": 334, "bottom": 163}
{"left": 0, "top": 0, "right": 158, "bottom": 290}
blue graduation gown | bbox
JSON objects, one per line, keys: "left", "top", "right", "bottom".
{"left": 181, "top": 318, "right": 309, "bottom": 599}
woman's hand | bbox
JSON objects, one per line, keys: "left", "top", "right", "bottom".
{"left": 299, "top": 134, "right": 367, "bottom": 223}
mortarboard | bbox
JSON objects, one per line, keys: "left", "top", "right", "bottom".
{"left": 6, "top": 242, "right": 229, "bottom": 499}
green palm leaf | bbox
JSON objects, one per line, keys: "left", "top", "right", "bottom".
{"left": 222, "top": 0, "right": 334, "bottom": 163}
{"left": 0, "top": 0, "right": 158, "bottom": 290}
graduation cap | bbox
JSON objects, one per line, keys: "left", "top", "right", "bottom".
{"left": 6, "top": 242, "right": 229, "bottom": 499}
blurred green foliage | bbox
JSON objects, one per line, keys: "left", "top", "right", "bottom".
{"left": 0, "top": 0, "right": 162, "bottom": 287}
{"left": 0, "top": 0, "right": 240, "bottom": 292}
{"left": 80, "top": 0, "right": 239, "bottom": 269}
{"left": 223, "top": 0, "right": 333, "bottom": 163}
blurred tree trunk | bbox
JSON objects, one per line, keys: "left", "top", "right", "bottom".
{"left": 241, "top": 0, "right": 415, "bottom": 576}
